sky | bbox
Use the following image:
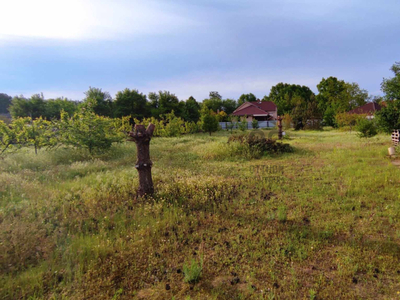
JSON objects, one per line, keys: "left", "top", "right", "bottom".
{"left": 0, "top": 0, "right": 399, "bottom": 101}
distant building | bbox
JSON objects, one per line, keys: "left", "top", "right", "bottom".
{"left": 348, "top": 102, "right": 382, "bottom": 119}
{"left": 231, "top": 100, "right": 277, "bottom": 121}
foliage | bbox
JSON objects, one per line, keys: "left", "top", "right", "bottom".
{"left": 183, "top": 259, "right": 203, "bottom": 284}
{"left": 0, "top": 93, "right": 12, "bottom": 114}
{"left": 316, "top": 77, "right": 369, "bottom": 126}
{"left": 181, "top": 96, "right": 200, "bottom": 122}
{"left": 228, "top": 133, "right": 293, "bottom": 157}
{"left": 201, "top": 107, "right": 218, "bottom": 135}
{"left": 114, "top": 88, "right": 148, "bottom": 119}
{"left": 355, "top": 118, "right": 378, "bottom": 138}
{"left": 282, "top": 114, "right": 292, "bottom": 130}
{"left": 291, "top": 95, "right": 322, "bottom": 130}
{"left": 238, "top": 93, "right": 257, "bottom": 106}
{"left": 335, "top": 112, "right": 366, "bottom": 132}
{"left": 375, "top": 100, "right": 400, "bottom": 133}
{"left": 252, "top": 119, "right": 259, "bottom": 129}
{"left": 81, "top": 87, "right": 114, "bottom": 117}
{"left": 58, "top": 109, "right": 129, "bottom": 154}
{"left": 381, "top": 62, "right": 400, "bottom": 101}
{"left": 238, "top": 119, "right": 247, "bottom": 131}
{"left": 268, "top": 83, "right": 314, "bottom": 115}
{"left": 21, "top": 117, "right": 56, "bottom": 154}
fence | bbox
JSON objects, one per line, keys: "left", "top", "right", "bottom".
{"left": 219, "top": 121, "right": 277, "bottom": 130}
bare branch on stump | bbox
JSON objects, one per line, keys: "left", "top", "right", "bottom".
{"left": 129, "top": 123, "right": 155, "bottom": 197}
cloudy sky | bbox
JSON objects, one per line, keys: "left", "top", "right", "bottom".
{"left": 0, "top": 0, "right": 399, "bottom": 101}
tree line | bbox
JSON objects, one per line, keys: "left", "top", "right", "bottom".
{"left": 1, "top": 62, "right": 399, "bottom": 132}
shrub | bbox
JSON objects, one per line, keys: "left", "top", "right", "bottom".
{"left": 355, "top": 118, "right": 378, "bottom": 138}
{"left": 228, "top": 133, "right": 293, "bottom": 158}
{"left": 201, "top": 107, "right": 218, "bottom": 136}
{"left": 238, "top": 120, "right": 247, "bottom": 131}
{"left": 335, "top": 112, "right": 366, "bottom": 132}
{"left": 252, "top": 119, "right": 259, "bottom": 129}
{"left": 183, "top": 259, "right": 203, "bottom": 284}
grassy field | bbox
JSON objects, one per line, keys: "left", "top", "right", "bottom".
{"left": 1, "top": 129, "right": 400, "bottom": 299}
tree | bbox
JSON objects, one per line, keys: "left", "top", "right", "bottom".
{"left": 181, "top": 96, "right": 200, "bottom": 122}
{"left": 238, "top": 93, "right": 257, "bottom": 107}
{"left": 221, "top": 99, "right": 238, "bottom": 114}
{"left": 346, "top": 82, "right": 369, "bottom": 110}
{"left": 202, "top": 98, "right": 223, "bottom": 112}
{"left": 20, "top": 117, "right": 55, "bottom": 154}
{"left": 157, "top": 91, "right": 180, "bottom": 116}
{"left": 209, "top": 91, "right": 222, "bottom": 100}
{"left": 81, "top": 87, "right": 113, "bottom": 117}
{"left": 44, "top": 98, "right": 78, "bottom": 119}
{"left": 375, "top": 100, "right": 400, "bottom": 133}
{"left": 0, "top": 93, "right": 12, "bottom": 114}
{"left": 268, "top": 83, "right": 314, "bottom": 115}
{"left": 9, "top": 94, "right": 47, "bottom": 119}
{"left": 58, "top": 109, "right": 129, "bottom": 154}
{"left": 381, "top": 62, "right": 400, "bottom": 101}
{"left": 201, "top": 107, "right": 218, "bottom": 136}
{"left": 114, "top": 88, "right": 148, "bottom": 119}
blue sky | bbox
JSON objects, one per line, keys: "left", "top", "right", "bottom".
{"left": 0, "top": 0, "right": 399, "bottom": 101}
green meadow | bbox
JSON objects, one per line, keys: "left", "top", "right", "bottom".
{"left": 1, "top": 129, "right": 399, "bottom": 299}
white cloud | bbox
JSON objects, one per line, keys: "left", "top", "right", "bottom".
{"left": 0, "top": 0, "right": 197, "bottom": 41}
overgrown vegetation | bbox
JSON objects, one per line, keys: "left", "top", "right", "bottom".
{"left": 0, "top": 130, "right": 399, "bottom": 299}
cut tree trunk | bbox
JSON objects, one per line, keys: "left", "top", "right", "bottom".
{"left": 129, "top": 123, "right": 155, "bottom": 197}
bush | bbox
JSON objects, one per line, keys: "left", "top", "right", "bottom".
{"left": 355, "top": 118, "right": 378, "bottom": 138}
{"left": 335, "top": 112, "right": 366, "bottom": 132}
{"left": 238, "top": 120, "right": 247, "bottom": 131}
{"left": 252, "top": 119, "right": 259, "bottom": 129}
{"left": 201, "top": 107, "right": 218, "bottom": 136}
{"left": 228, "top": 133, "right": 293, "bottom": 158}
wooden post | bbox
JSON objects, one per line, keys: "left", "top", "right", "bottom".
{"left": 277, "top": 116, "right": 283, "bottom": 140}
{"left": 129, "top": 124, "right": 155, "bottom": 197}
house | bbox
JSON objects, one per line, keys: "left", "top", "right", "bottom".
{"left": 231, "top": 100, "right": 277, "bottom": 121}
{"left": 348, "top": 102, "right": 382, "bottom": 119}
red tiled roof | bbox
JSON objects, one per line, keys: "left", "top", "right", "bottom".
{"left": 232, "top": 100, "right": 277, "bottom": 116}
{"left": 348, "top": 102, "right": 382, "bottom": 115}
{"left": 250, "top": 101, "right": 277, "bottom": 111}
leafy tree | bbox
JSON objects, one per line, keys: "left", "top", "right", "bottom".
{"left": 291, "top": 95, "right": 322, "bottom": 130}
{"left": 209, "top": 91, "right": 222, "bottom": 100}
{"left": 44, "top": 98, "right": 78, "bottom": 119}
{"left": 375, "top": 100, "right": 400, "bottom": 133}
{"left": 0, "top": 118, "right": 26, "bottom": 154}
{"left": 81, "top": 87, "right": 113, "bottom": 117}
{"left": 0, "top": 93, "right": 12, "bottom": 114}
{"left": 19, "top": 117, "right": 55, "bottom": 154}
{"left": 201, "top": 107, "right": 218, "bottom": 136}
{"left": 114, "top": 88, "right": 148, "bottom": 119}
{"left": 381, "top": 62, "right": 400, "bottom": 101}
{"left": 9, "top": 94, "right": 47, "bottom": 119}
{"left": 221, "top": 99, "right": 237, "bottom": 114}
{"left": 346, "top": 82, "right": 369, "bottom": 110}
{"left": 202, "top": 97, "right": 223, "bottom": 113}
{"left": 238, "top": 93, "right": 257, "bottom": 106}
{"left": 181, "top": 96, "right": 200, "bottom": 122}
{"left": 58, "top": 109, "right": 129, "bottom": 154}
{"left": 356, "top": 118, "right": 378, "bottom": 138}
{"left": 268, "top": 83, "right": 314, "bottom": 115}
{"left": 157, "top": 91, "right": 180, "bottom": 116}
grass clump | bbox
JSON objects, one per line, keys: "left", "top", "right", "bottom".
{"left": 183, "top": 259, "right": 203, "bottom": 284}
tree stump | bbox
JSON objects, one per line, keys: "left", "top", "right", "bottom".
{"left": 277, "top": 116, "right": 283, "bottom": 140}
{"left": 129, "top": 124, "right": 155, "bottom": 197}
